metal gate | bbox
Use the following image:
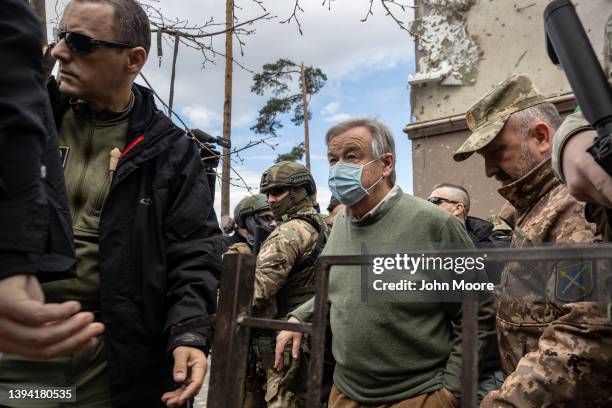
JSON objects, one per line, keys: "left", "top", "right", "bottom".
{"left": 202, "top": 245, "right": 612, "bottom": 408}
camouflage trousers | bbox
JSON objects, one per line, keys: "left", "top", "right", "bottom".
{"left": 264, "top": 366, "right": 305, "bottom": 408}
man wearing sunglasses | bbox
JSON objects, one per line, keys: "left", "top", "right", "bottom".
{"left": 0, "top": 1, "right": 221, "bottom": 408}
{"left": 427, "top": 183, "right": 511, "bottom": 251}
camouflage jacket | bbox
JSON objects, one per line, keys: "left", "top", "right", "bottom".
{"left": 482, "top": 159, "right": 612, "bottom": 408}
{"left": 252, "top": 207, "right": 328, "bottom": 319}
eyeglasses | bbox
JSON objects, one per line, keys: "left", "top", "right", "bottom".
{"left": 53, "top": 28, "right": 135, "bottom": 53}
{"left": 427, "top": 197, "right": 461, "bottom": 206}
{"left": 266, "top": 187, "right": 289, "bottom": 197}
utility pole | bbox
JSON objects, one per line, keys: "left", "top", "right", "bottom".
{"left": 31, "top": 0, "right": 47, "bottom": 45}
{"left": 168, "top": 33, "right": 180, "bottom": 118}
{"left": 221, "top": 0, "right": 234, "bottom": 216}
{"left": 300, "top": 62, "right": 311, "bottom": 171}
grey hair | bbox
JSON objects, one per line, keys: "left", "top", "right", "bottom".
{"left": 508, "top": 102, "right": 562, "bottom": 137}
{"left": 325, "top": 118, "right": 396, "bottom": 185}
{"left": 432, "top": 182, "right": 470, "bottom": 215}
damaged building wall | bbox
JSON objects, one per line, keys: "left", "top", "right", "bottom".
{"left": 409, "top": 0, "right": 479, "bottom": 86}
{"left": 405, "top": 0, "right": 609, "bottom": 219}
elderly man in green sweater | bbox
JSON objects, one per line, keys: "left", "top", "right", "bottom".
{"left": 275, "top": 118, "right": 496, "bottom": 408}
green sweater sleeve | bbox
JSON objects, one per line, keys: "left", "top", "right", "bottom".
{"left": 289, "top": 296, "right": 315, "bottom": 322}
{"left": 438, "top": 216, "right": 497, "bottom": 395}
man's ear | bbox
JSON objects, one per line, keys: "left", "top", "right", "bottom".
{"left": 381, "top": 153, "right": 395, "bottom": 178}
{"left": 453, "top": 203, "right": 466, "bottom": 219}
{"left": 126, "top": 47, "right": 147, "bottom": 75}
{"left": 530, "top": 121, "right": 553, "bottom": 156}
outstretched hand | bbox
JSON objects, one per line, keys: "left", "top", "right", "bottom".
{"left": 0, "top": 274, "right": 104, "bottom": 359}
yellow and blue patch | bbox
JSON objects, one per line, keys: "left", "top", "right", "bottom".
{"left": 555, "top": 261, "right": 594, "bottom": 302}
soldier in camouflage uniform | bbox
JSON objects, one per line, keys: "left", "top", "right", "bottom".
{"left": 225, "top": 194, "right": 277, "bottom": 256}
{"left": 254, "top": 161, "right": 329, "bottom": 408}
{"left": 454, "top": 74, "right": 612, "bottom": 407}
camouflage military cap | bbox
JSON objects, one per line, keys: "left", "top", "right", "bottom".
{"left": 260, "top": 161, "right": 317, "bottom": 196}
{"left": 237, "top": 193, "right": 270, "bottom": 228}
{"left": 453, "top": 74, "right": 546, "bottom": 162}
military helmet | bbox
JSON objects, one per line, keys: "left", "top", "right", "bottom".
{"left": 260, "top": 161, "right": 317, "bottom": 196}
{"left": 237, "top": 194, "right": 270, "bottom": 228}
{"left": 233, "top": 196, "right": 250, "bottom": 224}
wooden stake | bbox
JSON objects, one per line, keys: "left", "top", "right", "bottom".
{"left": 301, "top": 62, "right": 311, "bottom": 171}
{"left": 168, "top": 33, "right": 180, "bottom": 118}
{"left": 221, "top": 0, "right": 234, "bottom": 217}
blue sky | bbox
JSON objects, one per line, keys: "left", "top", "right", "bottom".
{"left": 47, "top": 0, "right": 416, "bottom": 217}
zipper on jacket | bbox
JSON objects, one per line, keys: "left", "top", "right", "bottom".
{"left": 73, "top": 120, "right": 95, "bottom": 220}
{"left": 90, "top": 169, "right": 112, "bottom": 217}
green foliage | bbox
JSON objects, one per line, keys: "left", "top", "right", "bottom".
{"left": 275, "top": 142, "right": 305, "bottom": 163}
{"left": 250, "top": 58, "right": 327, "bottom": 137}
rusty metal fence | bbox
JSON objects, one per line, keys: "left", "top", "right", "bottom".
{"left": 203, "top": 245, "right": 612, "bottom": 408}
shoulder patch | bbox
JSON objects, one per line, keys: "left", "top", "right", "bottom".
{"left": 555, "top": 261, "right": 594, "bottom": 302}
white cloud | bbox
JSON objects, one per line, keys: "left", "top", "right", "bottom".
{"left": 324, "top": 113, "right": 352, "bottom": 123}
{"left": 321, "top": 101, "right": 341, "bottom": 116}
{"left": 182, "top": 104, "right": 222, "bottom": 130}
{"left": 321, "top": 101, "right": 351, "bottom": 123}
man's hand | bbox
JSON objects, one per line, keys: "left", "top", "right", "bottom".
{"left": 0, "top": 274, "right": 104, "bottom": 359}
{"left": 274, "top": 316, "right": 303, "bottom": 371}
{"left": 161, "top": 346, "right": 207, "bottom": 407}
{"left": 562, "top": 129, "right": 612, "bottom": 207}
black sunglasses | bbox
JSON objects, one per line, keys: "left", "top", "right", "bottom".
{"left": 53, "top": 28, "right": 134, "bottom": 53}
{"left": 427, "top": 197, "right": 461, "bottom": 206}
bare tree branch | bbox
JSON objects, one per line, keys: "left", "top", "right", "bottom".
{"left": 149, "top": 12, "right": 270, "bottom": 38}
{"left": 378, "top": 0, "right": 417, "bottom": 37}
{"left": 279, "top": 0, "right": 305, "bottom": 35}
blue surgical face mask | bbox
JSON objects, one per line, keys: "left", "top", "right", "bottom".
{"left": 328, "top": 158, "right": 383, "bottom": 206}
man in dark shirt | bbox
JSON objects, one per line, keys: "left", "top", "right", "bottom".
{"left": 0, "top": 0, "right": 103, "bottom": 360}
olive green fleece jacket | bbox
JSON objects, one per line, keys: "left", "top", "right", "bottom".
{"left": 43, "top": 99, "right": 133, "bottom": 311}
{"left": 291, "top": 187, "right": 496, "bottom": 404}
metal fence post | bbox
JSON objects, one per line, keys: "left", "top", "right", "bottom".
{"left": 208, "top": 253, "right": 256, "bottom": 408}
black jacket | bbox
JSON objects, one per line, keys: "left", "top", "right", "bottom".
{"left": 49, "top": 80, "right": 221, "bottom": 407}
{"left": 0, "top": 0, "right": 74, "bottom": 280}
{"left": 465, "top": 216, "right": 511, "bottom": 248}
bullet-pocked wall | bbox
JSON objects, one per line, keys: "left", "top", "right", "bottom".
{"left": 405, "top": 0, "right": 610, "bottom": 219}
